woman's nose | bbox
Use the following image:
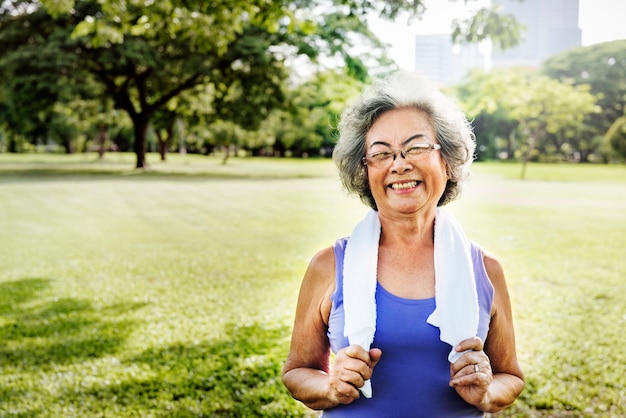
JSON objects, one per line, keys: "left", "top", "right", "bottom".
{"left": 390, "top": 152, "right": 412, "bottom": 173}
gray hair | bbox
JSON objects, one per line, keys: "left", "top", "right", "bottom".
{"left": 332, "top": 71, "right": 476, "bottom": 210}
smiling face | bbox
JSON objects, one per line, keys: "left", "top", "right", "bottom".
{"left": 364, "top": 107, "right": 449, "bottom": 217}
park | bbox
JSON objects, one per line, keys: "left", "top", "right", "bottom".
{"left": 1, "top": 0, "right": 626, "bottom": 416}
{"left": 1, "top": 153, "right": 625, "bottom": 416}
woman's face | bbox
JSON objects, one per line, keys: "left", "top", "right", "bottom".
{"left": 364, "top": 107, "right": 449, "bottom": 217}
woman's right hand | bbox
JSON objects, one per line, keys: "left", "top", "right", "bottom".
{"left": 328, "top": 345, "right": 383, "bottom": 404}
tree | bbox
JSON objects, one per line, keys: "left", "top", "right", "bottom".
{"left": 543, "top": 40, "right": 626, "bottom": 157}
{"left": 500, "top": 69, "right": 599, "bottom": 178}
{"left": 453, "top": 69, "right": 520, "bottom": 161}
{"left": 1, "top": 0, "right": 525, "bottom": 167}
{"left": 514, "top": 79, "right": 592, "bottom": 177}
{"left": 153, "top": 108, "right": 178, "bottom": 161}
{"left": 452, "top": 2, "right": 524, "bottom": 51}
{"left": 0, "top": 1, "right": 283, "bottom": 165}
{"left": 455, "top": 68, "right": 600, "bottom": 176}
{"left": 0, "top": 4, "right": 79, "bottom": 150}
{"left": 606, "top": 115, "right": 626, "bottom": 161}
{"left": 250, "top": 70, "right": 364, "bottom": 157}
{"left": 0, "top": 1, "right": 121, "bottom": 154}
{"left": 2, "top": 0, "right": 389, "bottom": 167}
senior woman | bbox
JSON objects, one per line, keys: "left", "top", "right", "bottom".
{"left": 282, "top": 72, "right": 524, "bottom": 417}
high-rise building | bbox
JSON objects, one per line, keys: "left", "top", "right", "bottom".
{"left": 491, "top": 0, "right": 582, "bottom": 68}
{"left": 412, "top": 0, "right": 582, "bottom": 84}
{"left": 414, "top": 34, "right": 486, "bottom": 86}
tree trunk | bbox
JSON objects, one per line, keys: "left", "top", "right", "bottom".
{"left": 155, "top": 130, "right": 167, "bottom": 161}
{"left": 155, "top": 119, "right": 175, "bottom": 161}
{"left": 8, "top": 134, "right": 19, "bottom": 153}
{"left": 133, "top": 115, "right": 150, "bottom": 169}
{"left": 520, "top": 135, "right": 536, "bottom": 180}
{"left": 222, "top": 145, "right": 230, "bottom": 165}
{"left": 97, "top": 124, "right": 108, "bottom": 159}
{"left": 163, "top": 121, "right": 175, "bottom": 161}
{"left": 62, "top": 137, "right": 74, "bottom": 154}
{"left": 506, "top": 131, "right": 515, "bottom": 160}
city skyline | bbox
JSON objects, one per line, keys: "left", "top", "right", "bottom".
{"left": 369, "top": 0, "right": 626, "bottom": 71}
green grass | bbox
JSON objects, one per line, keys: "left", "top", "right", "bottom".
{"left": 1, "top": 153, "right": 625, "bottom": 417}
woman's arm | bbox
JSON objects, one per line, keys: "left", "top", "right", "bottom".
{"left": 282, "top": 246, "right": 380, "bottom": 410}
{"left": 450, "top": 250, "right": 525, "bottom": 412}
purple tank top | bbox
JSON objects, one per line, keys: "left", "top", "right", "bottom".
{"left": 324, "top": 237, "right": 494, "bottom": 417}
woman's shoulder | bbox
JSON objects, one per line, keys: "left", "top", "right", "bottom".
{"left": 302, "top": 245, "right": 337, "bottom": 325}
{"left": 307, "top": 245, "right": 336, "bottom": 278}
{"left": 475, "top": 245, "right": 511, "bottom": 318}
{"left": 478, "top": 246, "right": 506, "bottom": 286}
{"left": 468, "top": 242, "right": 504, "bottom": 283}
{"left": 306, "top": 237, "right": 349, "bottom": 282}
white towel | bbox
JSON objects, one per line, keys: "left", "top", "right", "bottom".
{"left": 343, "top": 210, "right": 380, "bottom": 398}
{"left": 343, "top": 208, "right": 478, "bottom": 398}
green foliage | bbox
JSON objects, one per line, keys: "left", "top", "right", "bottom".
{"left": 0, "top": 0, "right": 530, "bottom": 167}
{"left": 210, "top": 26, "right": 289, "bottom": 129}
{"left": 257, "top": 70, "right": 364, "bottom": 157}
{"left": 543, "top": 40, "right": 626, "bottom": 140}
{"left": 452, "top": 4, "right": 525, "bottom": 50}
{"left": 2, "top": 0, "right": 402, "bottom": 168}
{"left": 606, "top": 115, "right": 626, "bottom": 160}
{"left": 454, "top": 67, "right": 600, "bottom": 173}
{"left": 1, "top": 155, "right": 626, "bottom": 416}
{"left": 502, "top": 71, "right": 598, "bottom": 157}
{"left": 335, "top": 0, "right": 427, "bottom": 20}
{"left": 0, "top": 5, "right": 81, "bottom": 141}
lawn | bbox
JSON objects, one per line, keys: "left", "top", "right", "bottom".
{"left": 1, "top": 153, "right": 625, "bottom": 417}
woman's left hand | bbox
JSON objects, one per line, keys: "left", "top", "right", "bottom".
{"left": 449, "top": 337, "right": 494, "bottom": 406}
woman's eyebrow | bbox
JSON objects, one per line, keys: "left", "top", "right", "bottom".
{"left": 403, "top": 134, "right": 427, "bottom": 144}
{"left": 369, "top": 133, "right": 428, "bottom": 148}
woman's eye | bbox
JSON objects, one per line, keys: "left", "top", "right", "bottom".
{"left": 373, "top": 152, "right": 392, "bottom": 159}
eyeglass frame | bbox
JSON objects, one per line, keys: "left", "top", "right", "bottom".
{"left": 361, "top": 142, "right": 442, "bottom": 167}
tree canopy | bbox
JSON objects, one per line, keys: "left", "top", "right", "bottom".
{"left": 454, "top": 67, "right": 600, "bottom": 175}
{"left": 0, "top": 0, "right": 525, "bottom": 167}
{"left": 542, "top": 40, "right": 626, "bottom": 158}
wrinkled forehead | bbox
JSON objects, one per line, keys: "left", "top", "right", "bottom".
{"left": 365, "top": 107, "right": 436, "bottom": 148}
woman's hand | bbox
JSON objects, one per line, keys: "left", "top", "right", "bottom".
{"left": 328, "top": 345, "right": 382, "bottom": 405}
{"left": 449, "top": 337, "right": 493, "bottom": 406}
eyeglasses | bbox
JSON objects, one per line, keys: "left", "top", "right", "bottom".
{"left": 362, "top": 143, "right": 441, "bottom": 168}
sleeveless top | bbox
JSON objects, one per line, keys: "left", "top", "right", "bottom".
{"left": 324, "top": 237, "right": 494, "bottom": 417}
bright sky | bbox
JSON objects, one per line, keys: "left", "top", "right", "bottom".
{"left": 369, "top": 0, "right": 626, "bottom": 70}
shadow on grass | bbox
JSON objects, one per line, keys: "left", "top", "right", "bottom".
{"left": 0, "top": 278, "right": 143, "bottom": 369}
{"left": 74, "top": 323, "right": 304, "bottom": 417}
{"left": 0, "top": 279, "right": 305, "bottom": 416}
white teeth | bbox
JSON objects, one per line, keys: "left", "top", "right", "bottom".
{"left": 391, "top": 181, "right": 417, "bottom": 190}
